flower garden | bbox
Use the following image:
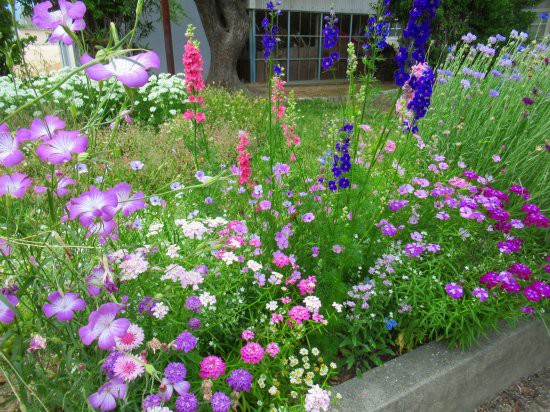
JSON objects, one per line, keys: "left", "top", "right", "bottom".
{"left": 0, "top": 0, "right": 549, "bottom": 411}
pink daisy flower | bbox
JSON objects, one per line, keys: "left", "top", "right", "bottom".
{"left": 113, "top": 355, "right": 145, "bottom": 382}
{"left": 115, "top": 323, "right": 145, "bottom": 351}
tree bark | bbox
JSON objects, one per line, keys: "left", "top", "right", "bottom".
{"left": 194, "top": 0, "right": 250, "bottom": 89}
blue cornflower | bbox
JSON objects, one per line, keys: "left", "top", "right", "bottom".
{"left": 385, "top": 319, "right": 398, "bottom": 331}
{"left": 273, "top": 64, "right": 282, "bottom": 76}
{"left": 322, "top": 57, "right": 333, "bottom": 71}
{"left": 540, "top": 12, "right": 549, "bottom": 20}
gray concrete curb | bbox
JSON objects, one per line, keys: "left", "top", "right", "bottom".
{"left": 332, "top": 320, "right": 550, "bottom": 412}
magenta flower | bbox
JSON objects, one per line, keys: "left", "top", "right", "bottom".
{"left": 0, "top": 293, "right": 19, "bottom": 324}
{"left": 32, "top": 0, "right": 86, "bottom": 45}
{"left": 42, "top": 291, "right": 86, "bottom": 321}
{"left": 80, "top": 51, "right": 160, "bottom": 88}
{"left": 472, "top": 287, "right": 489, "bottom": 302}
{"left": 0, "top": 123, "right": 24, "bottom": 167}
{"left": 18, "top": 116, "right": 66, "bottom": 142}
{"left": 241, "top": 342, "right": 265, "bottom": 364}
{"left": 36, "top": 130, "right": 88, "bottom": 164}
{"left": 0, "top": 173, "right": 32, "bottom": 198}
{"left": 199, "top": 355, "right": 226, "bottom": 379}
{"left": 79, "top": 303, "right": 130, "bottom": 350}
{"left": 112, "top": 183, "right": 145, "bottom": 217}
{"left": 67, "top": 185, "right": 118, "bottom": 227}
{"left": 445, "top": 282, "right": 464, "bottom": 299}
{"left": 87, "top": 379, "right": 126, "bottom": 412}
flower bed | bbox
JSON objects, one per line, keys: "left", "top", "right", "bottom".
{"left": 0, "top": 1, "right": 548, "bottom": 411}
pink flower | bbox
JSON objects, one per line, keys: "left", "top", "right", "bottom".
{"left": 32, "top": 0, "right": 86, "bottom": 45}
{"left": 0, "top": 123, "right": 24, "bottom": 167}
{"left": 183, "top": 41, "right": 205, "bottom": 94}
{"left": 241, "top": 329, "right": 255, "bottom": 340}
{"left": 288, "top": 305, "right": 311, "bottom": 324}
{"left": 195, "top": 112, "right": 206, "bottom": 123}
{"left": 42, "top": 291, "right": 86, "bottom": 321}
{"left": 199, "top": 355, "right": 226, "bottom": 379}
{"left": 67, "top": 185, "right": 118, "bottom": 227}
{"left": 88, "top": 379, "right": 126, "bottom": 411}
{"left": 0, "top": 173, "right": 32, "bottom": 198}
{"left": 79, "top": 303, "right": 130, "bottom": 350}
{"left": 445, "top": 283, "right": 464, "bottom": 299}
{"left": 0, "top": 293, "right": 18, "bottom": 324}
{"left": 385, "top": 139, "right": 396, "bottom": 153}
{"left": 265, "top": 342, "right": 280, "bottom": 357}
{"left": 113, "top": 355, "right": 145, "bottom": 382}
{"left": 112, "top": 182, "right": 145, "bottom": 217}
{"left": 241, "top": 342, "right": 264, "bottom": 364}
{"left": 28, "top": 335, "right": 47, "bottom": 353}
{"left": 183, "top": 110, "right": 195, "bottom": 120}
{"left": 0, "top": 238, "right": 12, "bottom": 256}
{"left": 36, "top": 130, "right": 88, "bottom": 164}
{"left": 18, "top": 116, "right": 66, "bottom": 141}
{"left": 115, "top": 323, "right": 144, "bottom": 351}
{"left": 81, "top": 52, "right": 161, "bottom": 88}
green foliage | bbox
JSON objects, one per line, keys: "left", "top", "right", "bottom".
{"left": 391, "top": 0, "right": 539, "bottom": 59}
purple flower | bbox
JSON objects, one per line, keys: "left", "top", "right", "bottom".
{"left": 67, "top": 185, "right": 118, "bottom": 227}
{"left": 161, "top": 376, "right": 191, "bottom": 402}
{"left": 32, "top": 0, "right": 86, "bottom": 45}
{"left": 445, "top": 282, "right": 464, "bottom": 299}
{"left": 142, "top": 394, "right": 162, "bottom": 411}
{"left": 185, "top": 296, "right": 202, "bottom": 312}
{"left": 36, "top": 130, "right": 88, "bottom": 164}
{"left": 164, "top": 362, "right": 187, "bottom": 383}
{"left": 112, "top": 183, "right": 145, "bottom": 217}
{"left": 0, "top": 293, "right": 18, "bottom": 324}
{"left": 130, "top": 160, "right": 144, "bottom": 170}
{"left": 174, "top": 331, "right": 198, "bottom": 352}
{"left": 42, "top": 291, "right": 86, "bottom": 321}
{"left": 87, "top": 379, "right": 126, "bottom": 412}
{"left": 0, "top": 173, "right": 32, "bottom": 198}
{"left": 226, "top": 368, "right": 253, "bottom": 392}
{"left": 0, "top": 124, "right": 24, "bottom": 167}
{"left": 211, "top": 392, "right": 231, "bottom": 412}
{"left": 175, "top": 393, "right": 198, "bottom": 412}
{"left": 404, "top": 243, "right": 424, "bottom": 258}
{"left": 188, "top": 317, "right": 201, "bottom": 329}
{"left": 472, "top": 287, "right": 489, "bottom": 301}
{"left": 301, "top": 212, "right": 315, "bottom": 222}
{"left": 78, "top": 303, "right": 130, "bottom": 350}
{"left": 19, "top": 116, "right": 66, "bottom": 141}
{"left": 81, "top": 52, "right": 161, "bottom": 88}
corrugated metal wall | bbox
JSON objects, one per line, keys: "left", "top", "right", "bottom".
{"left": 248, "top": 0, "right": 376, "bottom": 14}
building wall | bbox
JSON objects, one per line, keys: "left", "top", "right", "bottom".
{"left": 247, "top": 0, "right": 375, "bottom": 14}
{"left": 140, "top": 0, "right": 211, "bottom": 76}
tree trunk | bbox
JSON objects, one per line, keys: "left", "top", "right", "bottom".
{"left": 194, "top": 0, "right": 250, "bottom": 89}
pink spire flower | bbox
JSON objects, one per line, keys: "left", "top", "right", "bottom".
{"left": 67, "top": 185, "right": 118, "bottom": 227}
{"left": 17, "top": 116, "right": 66, "bottom": 141}
{"left": 0, "top": 173, "right": 32, "bottom": 198}
{"left": 36, "top": 130, "right": 87, "bottom": 164}
{"left": 112, "top": 182, "right": 145, "bottom": 217}
{"left": 87, "top": 379, "right": 127, "bottom": 412}
{"left": 42, "top": 291, "right": 86, "bottom": 321}
{"left": 32, "top": 0, "right": 86, "bottom": 45}
{"left": 79, "top": 302, "right": 130, "bottom": 350}
{"left": 0, "top": 293, "right": 19, "bottom": 324}
{"left": 183, "top": 37, "right": 205, "bottom": 94}
{"left": 0, "top": 124, "right": 24, "bottom": 167}
{"left": 81, "top": 52, "right": 161, "bottom": 88}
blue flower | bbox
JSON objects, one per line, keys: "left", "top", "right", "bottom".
{"left": 273, "top": 64, "right": 282, "bottom": 76}
{"left": 540, "top": 12, "right": 549, "bottom": 20}
{"left": 385, "top": 319, "right": 398, "bottom": 331}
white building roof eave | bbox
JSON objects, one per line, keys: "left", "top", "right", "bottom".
{"left": 247, "top": 0, "right": 376, "bottom": 14}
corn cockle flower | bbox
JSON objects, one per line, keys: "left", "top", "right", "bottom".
{"left": 0, "top": 293, "right": 19, "bottom": 324}
{"left": 81, "top": 52, "right": 161, "bottom": 88}
{"left": 0, "top": 173, "right": 32, "bottom": 198}
{"left": 79, "top": 302, "right": 130, "bottom": 350}
{"left": 17, "top": 116, "right": 66, "bottom": 142}
{"left": 32, "top": 0, "right": 86, "bottom": 45}
{"left": 112, "top": 183, "right": 145, "bottom": 217}
{"left": 87, "top": 379, "right": 127, "bottom": 412}
{"left": 42, "top": 291, "right": 86, "bottom": 321}
{"left": 67, "top": 185, "right": 118, "bottom": 227}
{"left": 0, "top": 124, "right": 24, "bottom": 167}
{"left": 36, "top": 130, "right": 88, "bottom": 164}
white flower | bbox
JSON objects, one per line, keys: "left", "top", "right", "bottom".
{"left": 221, "top": 251, "right": 238, "bottom": 265}
{"left": 332, "top": 302, "right": 343, "bottom": 313}
{"left": 152, "top": 302, "right": 169, "bottom": 319}
{"left": 304, "top": 296, "right": 322, "bottom": 312}
{"left": 266, "top": 300, "right": 278, "bottom": 311}
{"left": 247, "top": 260, "right": 262, "bottom": 272}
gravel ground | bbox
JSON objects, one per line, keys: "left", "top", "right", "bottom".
{"left": 476, "top": 366, "right": 550, "bottom": 412}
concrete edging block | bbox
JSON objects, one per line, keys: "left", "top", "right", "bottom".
{"left": 332, "top": 320, "right": 550, "bottom": 412}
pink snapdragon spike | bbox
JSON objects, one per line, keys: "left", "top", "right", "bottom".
{"left": 79, "top": 303, "right": 130, "bottom": 350}
{"left": 67, "top": 185, "right": 118, "bottom": 227}
{"left": 18, "top": 116, "right": 66, "bottom": 142}
{"left": 32, "top": 0, "right": 86, "bottom": 45}
{"left": 0, "top": 293, "right": 19, "bottom": 324}
{"left": 42, "top": 291, "right": 86, "bottom": 321}
{"left": 0, "top": 124, "right": 24, "bottom": 167}
{"left": 112, "top": 183, "right": 146, "bottom": 217}
{"left": 88, "top": 379, "right": 127, "bottom": 412}
{"left": 36, "top": 130, "right": 88, "bottom": 164}
{"left": 80, "top": 52, "right": 161, "bottom": 88}
{"left": 0, "top": 173, "right": 32, "bottom": 198}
